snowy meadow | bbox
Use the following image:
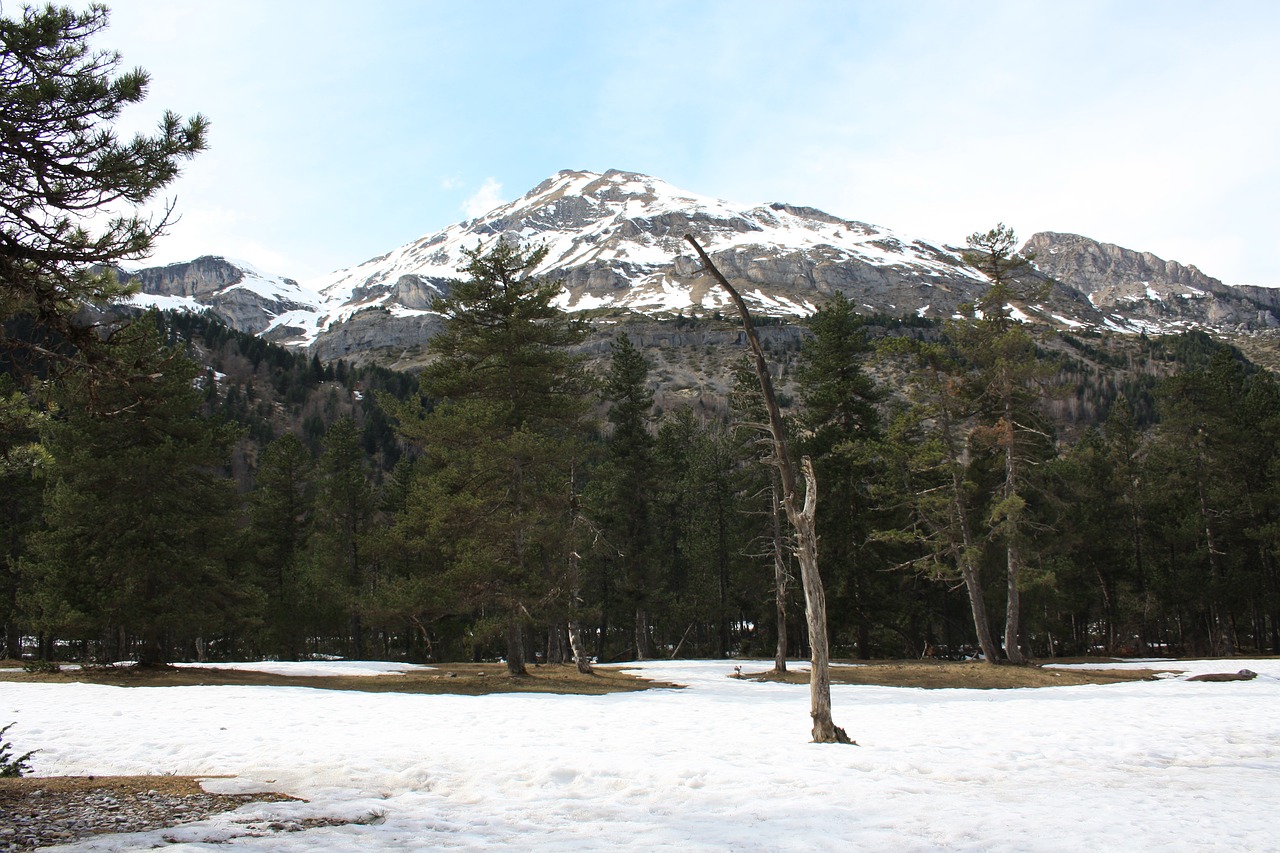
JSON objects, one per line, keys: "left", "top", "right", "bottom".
{"left": 5, "top": 658, "right": 1280, "bottom": 852}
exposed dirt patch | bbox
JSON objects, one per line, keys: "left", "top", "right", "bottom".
{"left": 0, "top": 661, "right": 677, "bottom": 695}
{"left": 0, "top": 775, "right": 225, "bottom": 797}
{"left": 741, "top": 660, "right": 1171, "bottom": 689}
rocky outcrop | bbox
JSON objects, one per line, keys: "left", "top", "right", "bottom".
{"left": 308, "top": 307, "right": 444, "bottom": 369}
{"left": 1024, "top": 232, "right": 1280, "bottom": 331}
{"left": 123, "top": 257, "right": 319, "bottom": 335}
{"left": 127, "top": 256, "right": 246, "bottom": 300}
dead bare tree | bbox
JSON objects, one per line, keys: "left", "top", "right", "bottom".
{"left": 683, "top": 235, "right": 852, "bottom": 744}
{"left": 567, "top": 464, "right": 594, "bottom": 674}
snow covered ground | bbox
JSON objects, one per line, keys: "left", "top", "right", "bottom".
{"left": 5, "top": 658, "right": 1279, "bottom": 852}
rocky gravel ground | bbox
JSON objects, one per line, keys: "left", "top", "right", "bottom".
{"left": 0, "top": 777, "right": 295, "bottom": 851}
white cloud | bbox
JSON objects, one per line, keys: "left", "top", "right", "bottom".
{"left": 462, "top": 178, "right": 506, "bottom": 218}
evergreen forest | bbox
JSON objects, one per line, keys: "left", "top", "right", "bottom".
{"left": 5, "top": 249, "right": 1279, "bottom": 668}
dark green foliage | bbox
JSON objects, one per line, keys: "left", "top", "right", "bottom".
{"left": 647, "top": 407, "right": 755, "bottom": 658}
{"left": 306, "top": 417, "right": 376, "bottom": 657}
{"left": 387, "top": 242, "right": 592, "bottom": 672}
{"left": 21, "top": 316, "right": 242, "bottom": 665}
{"left": 161, "top": 310, "right": 410, "bottom": 473}
{"left": 243, "top": 432, "right": 313, "bottom": 658}
{"left": 589, "top": 332, "right": 659, "bottom": 658}
{"left": 0, "top": 3, "right": 206, "bottom": 367}
{"left": 0, "top": 722, "right": 36, "bottom": 777}
{"left": 0, "top": 376, "right": 46, "bottom": 658}
{"left": 795, "top": 294, "right": 897, "bottom": 657}
{"left": 5, "top": 267, "right": 1278, "bottom": 664}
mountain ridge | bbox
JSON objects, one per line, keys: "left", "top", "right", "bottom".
{"left": 119, "top": 168, "right": 1280, "bottom": 366}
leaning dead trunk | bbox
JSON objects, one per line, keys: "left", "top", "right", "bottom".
{"left": 684, "top": 235, "right": 852, "bottom": 744}
{"left": 568, "top": 614, "right": 593, "bottom": 674}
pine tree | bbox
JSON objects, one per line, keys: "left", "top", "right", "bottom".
{"left": 954, "top": 224, "right": 1057, "bottom": 663}
{"left": 878, "top": 338, "right": 1002, "bottom": 663}
{"left": 648, "top": 407, "right": 746, "bottom": 658}
{"left": 0, "top": 4, "right": 206, "bottom": 367}
{"left": 389, "top": 241, "right": 591, "bottom": 675}
{"left": 1145, "top": 348, "right": 1276, "bottom": 654}
{"left": 593, "top": 332, "right": 658, "bottom": 658}
{"left": 243, "top": 432, "right": 314, "bottom": 659}
{"left": 22, "top": 315, "right": 240, "bottom": 665}
{"left": 0, "top": 375, "right": 47, "bottom": 658}
{"left": 307, "top": 417, "right": 375, "bottom": 658}
{"left": 795, "top": 294, "right": 886, "bottom": 658}
{"left": 961, "top": 223, "right": 1040, "bottom": 329}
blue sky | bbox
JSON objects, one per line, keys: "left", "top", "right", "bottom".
{"left": 100, "top": 0, "right": 1280, "bottom": 287}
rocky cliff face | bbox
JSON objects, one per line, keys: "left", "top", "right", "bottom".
{"left": 121, "top": 256, "right": 320, "bottom": 336}
{"left": 1024, "top": 232, "right": 1280, "bottom": 331}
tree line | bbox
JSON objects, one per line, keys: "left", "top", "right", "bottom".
{"left": 5, "top": 236, "right": 1280, "bottom": 667}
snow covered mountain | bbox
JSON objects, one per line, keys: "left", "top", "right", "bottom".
{"left": 290, "top": 168, "right": 1005, "bottom": 362}
{"left": 312, "top": 169, "right": 987, "bottom": 316}
{"left": 121, "top": 169, "right": 1280, "bottom": 366}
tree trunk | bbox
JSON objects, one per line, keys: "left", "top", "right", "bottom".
{"left": 635, "top": 608, "right": 652, "bottom": 661}
{"left": 138, "top": 629, "right": 167, "bottom": 667}
{"left": 506, "top": 607, "right": 527, "bottom": 676}
{"left": 958, "top": 554, "right": 999, "bottom": 663}
{"left": 1001, "top": 400, "right": 1026, "bottom": 665}
{"left": 771, "top": 474, "right": 789, "bottom": 673}
{"left": 685, "top": 235, "right": 851, "bottom": 744}
{"left": 566, "top": 468, "right": 594, "bottom": 674}
{"left": 1197, "top": 470, "right": 1235, "bottom": 655}
{"left": 1004, "top": 541, "right": 1026, "bottom": 664}
{"left": 546, "top": 622, "right": 566, "bottom": 665}
{"left": 792, "top": 457, "right": 849, "bottom": 743}
{"left": 938, "top": 388, "right": 1001, "bottom": 665}
{"left": 350, "top": 612, "right": 365, "bottom": 660}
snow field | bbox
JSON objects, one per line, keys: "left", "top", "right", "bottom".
{"left": 5, "top": 659, "right": 1279, "bottom": 851}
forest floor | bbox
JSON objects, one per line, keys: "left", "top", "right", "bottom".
{"left": 748, "top": 658, "right": 1173, "bottom": 688}
{"left": 0, "top": 656, "right": 1175, "bottom": 694}
{"left": 0, "top": 660, "right": 673, "bottom": 695}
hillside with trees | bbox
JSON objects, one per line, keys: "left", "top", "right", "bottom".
{"left": 6, "top": 257, "right": 1280, "bottom": 666}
